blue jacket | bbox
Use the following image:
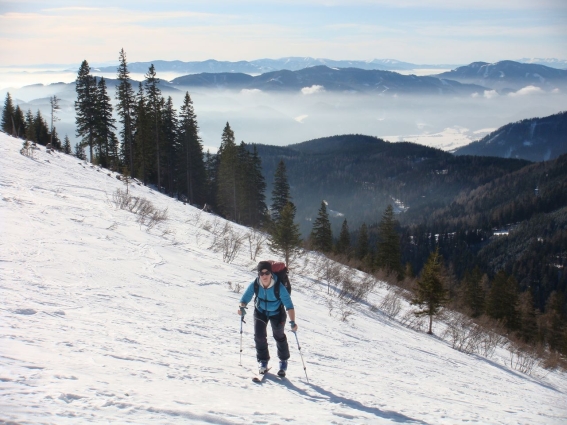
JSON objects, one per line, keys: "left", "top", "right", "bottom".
{"left": 240, "top": 274, "right": 294, "bottom": 317}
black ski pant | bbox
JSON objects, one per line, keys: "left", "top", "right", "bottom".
{"left": 254, "top": 308, "right": 290, "bottom": 362}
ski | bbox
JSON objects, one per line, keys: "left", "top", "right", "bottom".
{"left": 252, "top": 367, "right": 271, "bottom": 383}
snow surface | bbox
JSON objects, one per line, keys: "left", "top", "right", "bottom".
{"left": 1, "top": 133, "right": 566, "bottom": 424}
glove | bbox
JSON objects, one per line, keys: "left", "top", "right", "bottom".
{"left": 289, "top": 320, "right": 298, "bottom": 332}
{"left": 239, "top": 306, "right": 247, "bottom": 318}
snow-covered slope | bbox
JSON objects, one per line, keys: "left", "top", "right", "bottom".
{"left": 1, "top": 133, "right": 566, "bottom": 424}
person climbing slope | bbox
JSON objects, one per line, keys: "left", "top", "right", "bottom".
{"left": 238, "top": 260, "right": 298, "bottom": 377}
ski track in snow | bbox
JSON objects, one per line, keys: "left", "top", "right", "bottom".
{"left": 1, "top": 133, "right": 567, "bottom": 424}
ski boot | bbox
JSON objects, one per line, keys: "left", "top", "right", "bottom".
{"left": 277, "top": 360, "right": 287, "bottom": 377}
{"left": 258, "top": 360, "right": 269, "bottom": 375}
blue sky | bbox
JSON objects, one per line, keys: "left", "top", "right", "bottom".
{"left": 1, "top": 0, "right": 566, "bottom": 66}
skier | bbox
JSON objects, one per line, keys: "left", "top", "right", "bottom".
{"left": 238, "top": 260, "right": 298, "bottom": 377}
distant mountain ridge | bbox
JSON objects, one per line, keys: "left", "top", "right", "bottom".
{"left": 454, "top": 111, "right": 567, "bottom": 162}
{"left": 435, "top": 60, "right": 567, "bottom": 91}
{"left": 94, "top": 57, "right": 462, "bottom": 75}
{"left": 170, "top": 66, "right": 487, "bottom": 95}
{"left": 517, "top": 58, "right": 567, "bottom": 69}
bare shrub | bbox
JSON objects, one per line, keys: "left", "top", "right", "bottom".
{"left": 337, "top": 271, "right": 376, "bottom": 306}
{"left": 112, "top": 188, "right": 131, "bottom": 209}
{"left": 379, "top": 289, "right": 402, "bottom": 319}
{"left": 313, "top": 257, "right": 344, "bottom": 294}
{"left": 293, "top": 256, "right": 311, "bottom": 276}
{"left": 442, "top": 314, "right": 484, "bottom": 354}
{"left": 399, "top": 309, "right": 427, "bottom": 332}
{"left": 339, "top": 305, "right": 354, "bottom": 322}
{"left": 542, "top": 350, "right": 567, "bottom": 371}
{"left": 209, "top": 223, "right": 245, "bottom": 263}
{"left": 20, "top": 140, "right": 34, "bottom": 158}
{"left": 325, "top": 297, "right": 334, "bottom": 316}
{"left": 141, "top": 207, "right": 168, "bottom": 230}
{"left": 221, "top": 230, "right": 245, "bottom": 263}
{"left": 508, "top": 342, "right": 541, "bottom": 375}
{"left": 111, "top": 189, "right": 168, "bottom": 230}
{"left": 373, "top": 269, "right": 398, "bottom": 288}
{"left": 208, "top": 217, "right": 225, "bottom": 237}
{"left": 187, "top": 210, "right": 203, "bottom": 227}
{"left": 474, "top": 316, "right": 507, "bottom": 358}
{"left": 228, "top": 281, "right": 243, "bottom": 293}
{"left": 247, "top": 228, "right": 267, "bottom": 261}
{"left": 161, "top": 228, "right": 174, "bottom": 238}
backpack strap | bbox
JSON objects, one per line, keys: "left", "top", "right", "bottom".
{"left": 274, "top": 277, "right": 280, "bottom": 300}
{"left": 254, "top": 276, "right": 282, "bottom": 301}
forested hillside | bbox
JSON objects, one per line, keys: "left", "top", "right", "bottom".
{"left": 454, "top": 111, "right": 567, "bottom": 162}
{"left": 401, "top": 154, "right": 567, "bottom": 312}
{"left": 253, "top": 134, "right": 530, "bottom": 235}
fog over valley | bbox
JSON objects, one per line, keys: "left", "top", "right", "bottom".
{"left": 1, "top": 67, "right": 565, "bottom": 153}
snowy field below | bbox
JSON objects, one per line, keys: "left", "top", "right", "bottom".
{"left": 1, "top": 133, "right": 566, "bottom": 424}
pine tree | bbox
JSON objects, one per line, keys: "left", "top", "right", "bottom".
{"left": 2, "top": 92, "right": 15, "bottom": 135}
{"left": 74, "top": 142, "right": 87, "bottom": 160}
{"left": 62, "top": 135, "right": 72, "bottom": 154}
{"left": 161, "top": 96, "right": 178, "bottom": 195}
{"left": 485, "top": 270, "right": 519, "bottom": 330}
{"left": 411, "top": 247, "right": 449, "bottom": 334}
{"left": 542, "top": 292, "right": 567, "bottom": 353}
{"left": 516, "top": 291, "right": 538, "bottom": 344}
{"left": 216, "top": 122, "right": 240, "bottom": 220}
{"left": 269, "top": 202, "right": 302, "bottom": 267}
{"left": 204, "top": 150, "right": 219, "bottom": 210}
{"left": 108, "top": 133, "right": 120, "bottom": 170}
{"left": 49, "top": 95, "right": 60, "bottom": 147}
{"left": 236, "top": 142, "right": 253, "bottom": 224}
{"left": 13, "top": 106, "right": 26, "bottom": 138}
{"left": 356, "top": 222, "right": 369, "bottom": 261}
{"left": 24, "top": 109, "right": 35, "bottom": 142}
{"left": 271, "top": 159, "right": 293, "bottom": 223}
{"left": 248, "top": 145, "right": 268, "bottom": 227}
{"left": 121, "top": 166, "right": 134, "bottom": 195}
{"left": 133, "top": 83, "right": 153, "bottom": 184}
{"left": 178, "top": 92, "right": 206, "bottom": 205}
{"left": 376, "top": 204, "right": 403, "bottom": 279}
{"left": 461, "top": 266, "right": 485, "bottom": 317}
{"left": 144, "top": 64, "right": 163, "bottom": 190}
{"left": 311, "top": 201, "right": 333, "bottom": 253}
{"left": 75, "top": 60, "right": 98, "bottom": 161}
{"left": 50, "top": 127, "right": 61, "bottom": 151}
{"left": 116, "top": 48, "right": 136, "bottom": 177}
{"left": 94, "top": 77, "right": 117, "bottom": 168}
{"left": 335, "top": 218, "right": 351, "bottom": 256}
{"left": 34, "top": 110, "right": 50, "bottom": 145}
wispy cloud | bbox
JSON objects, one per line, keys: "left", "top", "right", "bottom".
{"left": 508, "top": 86, "right": 545, "bottom": 96}
{"left": 301, "top": 85, "right": 325, "bottom": 95}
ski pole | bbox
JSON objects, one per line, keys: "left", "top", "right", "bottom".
{"left": 239, "top": 315, "right": 245, "bottom": 366}
{"left": 292, "top": 331, "right": 309, "bottom": 383}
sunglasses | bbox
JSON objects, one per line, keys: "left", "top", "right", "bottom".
{"left": 258, "top": 271, "right": 271, "bottom": 276}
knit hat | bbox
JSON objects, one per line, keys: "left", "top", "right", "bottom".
{"left": 257, "top": 261, "right": 272, "bottom": 273}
